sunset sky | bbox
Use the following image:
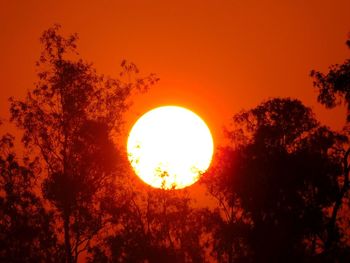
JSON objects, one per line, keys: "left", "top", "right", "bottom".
{"left": 1, "top": 0, "right": 350, "bottom": 144}
{"left": 1, "top": 3, "right": 350, "bottom": 261}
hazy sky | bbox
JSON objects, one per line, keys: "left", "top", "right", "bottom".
{"left": 1, "top": 0, "right": 350, "bottom": 143}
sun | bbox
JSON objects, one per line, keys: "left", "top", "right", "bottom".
{"left": 127, "top": 106, "right": 214, "bottom": 189}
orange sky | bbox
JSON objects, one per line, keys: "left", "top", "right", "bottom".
{"left": 1, "top": 0, "right": 350, "bottom": 145}
{"left": 1, "top": 3, "right": 349, "bottom": 261}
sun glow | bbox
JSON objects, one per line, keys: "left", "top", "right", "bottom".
{"left": 127, "top": 106, "right": 214, "bottom": 189}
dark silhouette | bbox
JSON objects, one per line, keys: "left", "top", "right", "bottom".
{"left": 9, "top": 25, "right": 157, "bottom": 263}
{"left": 203, "top": 98, "right": 349, "bottom": 263}
{"left": 87, "top": 177, "right": 209, "bottom": 263}
{"left": 0, "top": 132, "right": 64, "bottom": 262}
{"left": 311, "top": 36, "right": 350, "bottom": 261}
{"left": 311, "top": 37, "right": 350, "bottom": 122}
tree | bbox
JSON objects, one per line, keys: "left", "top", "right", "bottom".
{"left": 9, "top": 25, "right": 158, "bottom": 263}
{"left": 310, "top": 36, "right": 350, "bottom": 122}
{"left": 87, "top": 176, "right": 210, "bottom": 263}
{"left": 0, "top": 132, "right": 63, "bottom": 262}
{"left": 311, "top": 36, "right": 350, "bottom": 259}
{"left": 204, "top": 98, "right": 347, "bottom": 262}
{"left": 202, "top": 151, "right": 252, "bottom": 263}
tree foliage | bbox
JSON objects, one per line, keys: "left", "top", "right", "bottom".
{"left": 87, "top": 176, "right": 210, "bottom": 263}
{"left": 0, "top": 133, "right": 63, "bottom": 262}
{"left": 311, "top": 36, "right": 350, "bottom": 122}
{"left": 9, "top": 25, "right": 158, "bottom": 263}
{"left": 204, "top": 98, "right": 348, "bottom": 262}
{"left": 310, "top": 35, "right": 350, "bottom": 262}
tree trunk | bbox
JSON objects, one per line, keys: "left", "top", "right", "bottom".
{"left": 63, "top": 211, "right": 73, "bottom": 263}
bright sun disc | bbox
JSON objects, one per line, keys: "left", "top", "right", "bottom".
{"left": 127, "top": 106, "right": 214, "bottom": 189}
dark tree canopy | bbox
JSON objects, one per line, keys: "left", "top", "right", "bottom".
{"left": 87, "top": 176, "right": 210, "bottom": 263}
{"left": 0, "top": 133, "right": 63, "bottom": 262}
{"left": 311, "top": 35, "right": 350, "bottom": 261}
{"left": 311, "top": 36, "right": 350, "bottom": 122}
{"left": 204, "top": 98, "right": 348, "bottom": 263}
{"left": 9, "top": 25, "right": 158, "bottom": 263}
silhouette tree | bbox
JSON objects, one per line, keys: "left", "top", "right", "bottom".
{"left": 9, "top": 25, "right": 158, "bottom": 263}
{"left": 311, "top": 36, "right": 350, "bottom": 122}
{"left": 204, "top": 98, "right": 348, "bottom": 263}
{"left": 202, "top": 154, "right": 252, "bottom": 263}
{"left": 311, "top": 36, "right": 350, "bottom": 260}
{"left": 87, "top": 176, "right": 209, "bottom": 263}
{"left": 0, "top": 132, "right": 64, "bottom": 262}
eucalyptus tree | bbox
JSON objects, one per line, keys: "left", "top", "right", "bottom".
{"left": 10, "top": 25, "right": 158, "bottom": 263}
